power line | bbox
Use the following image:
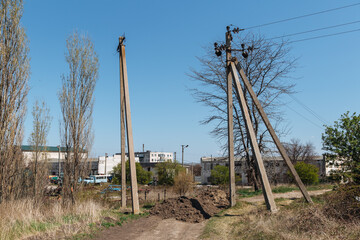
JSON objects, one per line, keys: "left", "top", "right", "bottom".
{"left": 267, "top": 20, "right": 360, "bottom": 40}
{"left": 245, "top": 2, "right": 360, "bottom": 30}
{"left": 288, "top": 28, "right": 360, "bottom": 43}
{"left": 283, "top": 103, "right": 324, "bottom": 129}
{"left": 287, "top": 94, "right": 329, "bottom": 125}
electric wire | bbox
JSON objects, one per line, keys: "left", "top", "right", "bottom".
{"left": 281, "top": 101, "right": 324, "bottom": 129}
{"left": 287, "top": 94, "right": 329, "bottom": 125}
{"left": 244, "top": 2, "right": 360, "bottom": 30}
{"left": 288, "top": 28, "right": 360, "bottom": 43}
{"left": 233, "top": 24, "right": 360, "bottom": 47}
{"left": 267, "top": 20, "right": 360, "bottom": 40}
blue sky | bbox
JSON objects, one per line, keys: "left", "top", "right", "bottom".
{"left": 22, "top": 1, "right": 360, "bottom": 163}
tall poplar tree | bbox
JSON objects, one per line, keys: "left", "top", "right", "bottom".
{"left": 0, "top": 0, "right": 29, "bottom": 202}
{"left": 59, "top": 32, "right": 98, "bottom": 204}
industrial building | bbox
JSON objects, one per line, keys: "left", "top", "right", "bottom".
{"left": 97, "top": 151, "right": 174, "bottom": 175}
{"left": 135, "top": 151, "right": 174, "bottom": 163}
{"left": 200, "top": 155, "right": 326, "bottom": 185}
{"left": 98, "top": 153, "right": 139, "bottom": 175}
{"left": 21, "top": 145, "right": 97, "bottom": 175}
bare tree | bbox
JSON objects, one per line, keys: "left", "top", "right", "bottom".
{"left": 283, "top": 138, "right": 317, "bottom": 164}
{"left": 28, "top": 100, "right": 51, "bottom": 200}
{"left": 59, "top": 32, "right": 98, "bottom": 204}
{"left": 173, "top": 171, "right": 193, "bottom": 196}
{"left": 192, "top": 164, "right": 202, "bottom": 176}
{"left": 0, "top": 0, "right": 29, "bottom": 202}
{"left": 190, "top": 33, "right": 297, "bottom": 190}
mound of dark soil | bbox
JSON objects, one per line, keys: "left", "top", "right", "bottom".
{"left": 150, "top": 189, "right": 229, "bottom": 223}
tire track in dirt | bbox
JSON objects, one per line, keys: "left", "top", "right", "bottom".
{"left": 91, "top": 216, "right": 206, "bottom": 240}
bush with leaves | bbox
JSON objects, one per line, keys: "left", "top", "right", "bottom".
{"left": 322, "top": 112, "right": 360, "bottom": 184}
{"left": 156, "top": 160, "right": 183, "bottom": 185}
{"left": 289, "top": 161, "right": 319, "bottom": 185}
{"left": 210, "top": 165, "right": 229, "bottom": 185}
{"left": 112, "top": 161, "right": 152, "bottom": 185}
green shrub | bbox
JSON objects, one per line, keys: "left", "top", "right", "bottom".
{"left": 289, "top": 161, "right": 319, "bottom": 185}
{"left": 155, "top": 160, "right": 184, "bottom": 185}
{"left": 210, "top": 165, "right": 229, "bottom": 185}
{"left": 112, "top": 161, "right": 152, "bottom": 185}
{"left": 322, "top": 112, "right": 360, "bottom": 184}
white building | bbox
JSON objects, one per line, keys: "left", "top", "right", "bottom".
{"left": 21, "top": 145, "right": 92, "bottom": 175}
{"left": 22, "top": 145, "right": 67, "bottom": 166}
{"left": 98, "top": 153, "right": 139, "bottom": 175}
{"left": 135, "top": 151, "right": 174, "bottom": 163}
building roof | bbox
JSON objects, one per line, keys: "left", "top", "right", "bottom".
{"left": 21, "top": 145, "right": 87, "bottom": 153}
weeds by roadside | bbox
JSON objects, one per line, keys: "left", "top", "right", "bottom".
{"left": 202, "top": 185, "right": 360, "bottom": 240}
{"left": 0, "top": 199, "right": 102, "bottom": 240}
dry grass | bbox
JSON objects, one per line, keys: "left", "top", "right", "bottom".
{"left": 202, "top": 191, "right": 360, "bottom": 240}
{"left": 0, "top": 198, "right": 103, "bottom": 240}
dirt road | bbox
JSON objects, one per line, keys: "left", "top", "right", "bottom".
{"left": 240, "top": 189, "right": 331, "bottom": 203}
{"left": 91, "top": 216, "right": 206, "bottom": 240}
{"left": 92, "top": 189, "right": 331, "bottom": 240}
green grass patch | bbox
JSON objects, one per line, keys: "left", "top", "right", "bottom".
{"left": 29, "top": 221, "right": 55, "bottom": 232}
{"left": 7, "top": 219, "right": 62, "bottom": 240}
{"left": 237, "top": 188, "right": 262, "bottom": 198}
{"left": 101, "top": 222, "right": 115, "bottom": 228}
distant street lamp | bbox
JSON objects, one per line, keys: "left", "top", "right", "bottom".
{"left": 181, "top": 145, "right": 189, "bottom": 167}
{"left": 57, "top": 145, "right": 61, "bottom": 177}
{"left": 105, "top": 153, "right": 108, "bottom": 175}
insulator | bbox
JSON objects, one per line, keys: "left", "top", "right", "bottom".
{"left": 242, "top": 51, "right": 249, "bottom": 59}
{"left": 215, "top": 49, "right": 222, "bottom": 57}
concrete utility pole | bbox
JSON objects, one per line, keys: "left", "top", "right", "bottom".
{"left": 234, "top": 60, "right": 313, "bottom": 204}
{"left": 181, "top": 145, "right": 188, "bottom": 167}
{"left": 118, "top": 36, "right": 139, "bottom": 214}
{"left": 213, "top": 25, "right": 313, "bottom": 212}
{"left": 120, "top": 47, "right": 127, "bottom": 208}
{"left": 231, "top": 62, "right": 277, "bottom": 212}
{"left": 225, "top": 26, "right": 236, "bottom": 207}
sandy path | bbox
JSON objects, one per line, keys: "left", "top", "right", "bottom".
{"left": 241, "top": 189, "right": 331, "bottom": 203}
{"left": 91, "top": 216, "right": 206, "bottom": 240}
